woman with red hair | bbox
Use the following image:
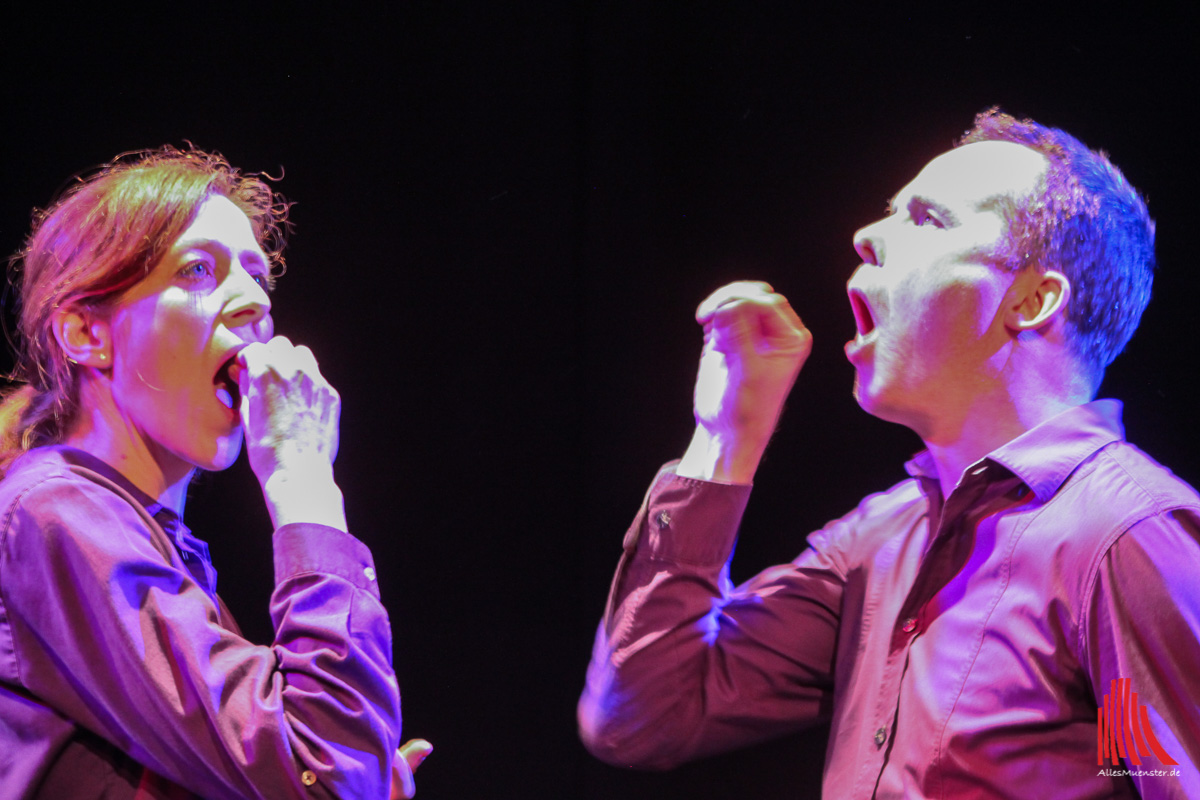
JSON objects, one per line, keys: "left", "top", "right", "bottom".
{"left": 0, "top": 147, "right": 428, "bottom": 798}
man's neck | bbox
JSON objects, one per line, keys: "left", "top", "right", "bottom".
{"left": 920, "top": 390, "right": 1086, "bottom": 500}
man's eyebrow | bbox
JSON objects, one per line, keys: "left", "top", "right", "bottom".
{"left": 976, "top": 193, "right": 1015, "bottom": 214}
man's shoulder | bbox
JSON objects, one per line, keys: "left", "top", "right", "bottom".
{"left": 1071, "top": 439, "right": 1200, "bottom": 519}
{"left": 1024, "top": 438, "right": 1200, "bottom": 581}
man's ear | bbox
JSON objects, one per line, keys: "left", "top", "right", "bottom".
{"left": 1005, "top": 270, "right": 1071, "bottom": 332}
{"left": 51, "top": 306, "right": 113, "bottom": 368}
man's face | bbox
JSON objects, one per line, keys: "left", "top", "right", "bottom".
{"left": 844, "top": 141, "right": 1049, "bottom": 436}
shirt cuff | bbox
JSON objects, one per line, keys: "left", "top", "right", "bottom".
{"left": 273, "top": 523, "right": 381, "bottom": 599}
{"left": 627, "top": 462, "right": 753, "bottom": 567}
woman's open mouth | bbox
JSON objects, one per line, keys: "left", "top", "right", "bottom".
{"left": 214, "top": 355, "right": 243, "bottom": 411}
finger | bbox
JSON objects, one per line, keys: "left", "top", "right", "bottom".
{"left": 390, "top": 740, "right": 432, "bottom": 800}
{"left": 234, "top": 337, "right": 291, "bottom": 379}
{"left": 401, "top": 739, "right": 433, "bottom": 771}
{"left": 755, "top": 293, "right": 806, "bottom": 338}
{"left": 707, "top": 300, "right": 764, "bottom": 357}
{"left": 707, "top": 292, "right": 803, "bottom": 354}
{"left": 696, "top": 281, "right": 776, "bottom": 323}
{"left": 236, "top": 337, "right": 327, "bottom": 387}
{"left": 390, "top": 761, "right": 416, "bottom": 800}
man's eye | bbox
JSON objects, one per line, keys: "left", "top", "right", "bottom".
{"left": 916, "top": 210, "right": 943, "bottom": 228}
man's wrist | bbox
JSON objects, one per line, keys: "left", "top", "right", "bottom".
{"left": 676, "top": 426, "right": 764, "bottom": 484}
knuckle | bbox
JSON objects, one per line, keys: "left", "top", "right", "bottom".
{"left": 711, "top": 303, "right": 744, "bottom": 324}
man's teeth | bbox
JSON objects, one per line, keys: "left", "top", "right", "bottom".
{"left": 216, "top": 386, "right": 234, "bottom": 409}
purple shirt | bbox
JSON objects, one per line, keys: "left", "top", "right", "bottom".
{"left": 0, "top": 446, "right": 401, "bottom": 799}
{"left": 580, "top": 401, "right": 1200, "bottom": 798}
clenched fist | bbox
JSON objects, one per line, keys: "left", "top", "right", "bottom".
{"left": 678, "top": 281, "right": 811, "bottom": 483}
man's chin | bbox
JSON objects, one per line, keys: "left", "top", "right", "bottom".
{"left": 853, "top": 378, "right": 907, "bottom": 426}
{"left": 852, "top": 375, "right": 880, "bottom": 415}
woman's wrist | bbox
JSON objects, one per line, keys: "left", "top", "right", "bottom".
{"left": 262, "top": 465, "right": 348, "bottom": 532}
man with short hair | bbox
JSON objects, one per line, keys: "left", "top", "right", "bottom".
{"left": 579, "top": 110, "right": 1200, "bottom": 798}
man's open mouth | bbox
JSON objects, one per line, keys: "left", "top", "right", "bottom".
{"left": 849, "top": 289, "right": 877, "bottom": 337}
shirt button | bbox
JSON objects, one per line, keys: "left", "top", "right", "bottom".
{"left": 301, "top": 770, "right": 317, "bottom": 786}
{"left": 901, "top": 617, "right": 917, "bottom": 634}
{"left": 363, "top": 566, "right": 377, "bottom": 581}
{"left": 657, "top": 510, "right": 672, "bottom": 527}
{"left": 874, "top": 727, "right": 887, "bottom": 748}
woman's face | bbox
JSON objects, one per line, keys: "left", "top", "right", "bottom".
{"left": 105, "top": 194, "right": 274, "bottom": 475}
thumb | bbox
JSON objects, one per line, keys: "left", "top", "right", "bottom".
{"left": 390, "top": 739, "right": 433, "bottom": 799}
{"left": 401, "top": 739, "right": 434, "bottom": 771}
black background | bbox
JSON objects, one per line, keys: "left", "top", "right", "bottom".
{"left": 3, "top": 4, "right": 1198, "bottom": 798}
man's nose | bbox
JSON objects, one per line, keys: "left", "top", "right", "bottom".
{"left": 853, "top": 223, "right": 884, "bottom": 267}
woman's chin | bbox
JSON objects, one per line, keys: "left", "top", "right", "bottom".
{"left": 205, "top": 431, "right": 244, "bottom": 472}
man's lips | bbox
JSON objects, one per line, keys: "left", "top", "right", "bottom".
{"left": 845, "top": 288, "right": 881, "bottom": 365}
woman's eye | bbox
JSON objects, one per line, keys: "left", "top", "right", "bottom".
{"left": 250, "top": 271, "right": 274, "bottom": 292}
{"left": 178, "top": 260, "right": 213, "bottom": 281}
{"left": 916, "top": 210, "right": 942, "bottom": 228}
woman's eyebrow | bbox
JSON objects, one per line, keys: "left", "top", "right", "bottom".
{"left": 174, "top": 237, "right": 268, "bottom": 264}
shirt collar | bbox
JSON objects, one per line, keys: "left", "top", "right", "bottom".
{"left": 52, "top": 446, "right": 177, "bottom": 521}
{"left": 904, "top": 399, "right": 1125, "bottom": 503}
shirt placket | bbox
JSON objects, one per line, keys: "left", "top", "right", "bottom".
{"left": 858, "top": 464, "right": 998, "bottom": 798}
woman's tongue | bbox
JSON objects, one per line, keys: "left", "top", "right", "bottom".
{"left": 215, "top": 360, "right": 244, "bottom": 410}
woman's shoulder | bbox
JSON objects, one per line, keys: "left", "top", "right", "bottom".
{"left": 0, "top": 446, "right": 154, "bottom": 548}
{"left": 0, "top": 446, "right": 83, "bottom": 503}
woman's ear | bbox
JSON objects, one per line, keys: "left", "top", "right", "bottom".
{"left": 51, "top": 306, "right": 113, "bottom": 368}
{"left": 1005, "top": 270, "right": 1071, "bottom": 332}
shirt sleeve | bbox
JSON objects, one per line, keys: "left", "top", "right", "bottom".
{"left": 0, "top": 473, "right": 401, "bottom": 799}
{"left": 1082, "top": 508, "right": 1200, "bottom": 798}
{"left": 578, "top": 463, "right": 840, "bottom": 770}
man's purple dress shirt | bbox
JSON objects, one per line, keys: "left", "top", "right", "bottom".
{"left": 0, "top": 446, "right": 401, "bottom": 799}
{"left": 580, "top": 401, "right": 1200, "bottom": 798}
